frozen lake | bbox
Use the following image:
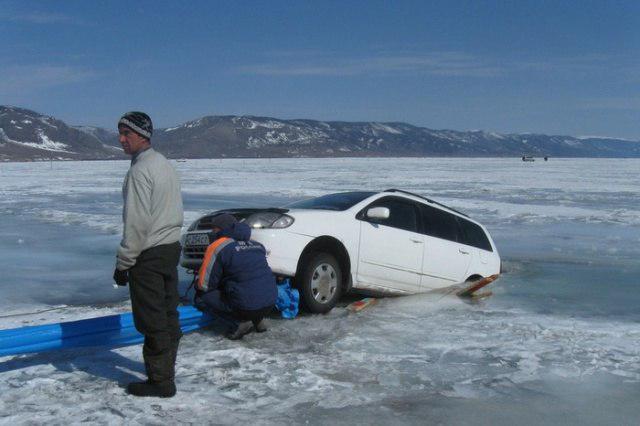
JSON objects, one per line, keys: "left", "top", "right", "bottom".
{"left": 0, "top": 157, "right": 639, "bottom": 424}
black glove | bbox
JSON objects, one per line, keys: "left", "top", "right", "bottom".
{"left": 193, "top": 289, "right": 206, "bottom": 311}
{"left": 113, "top": 268, "right": 129, "bottom": 286}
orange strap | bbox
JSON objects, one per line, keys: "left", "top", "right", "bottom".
{"left": 197, "top": 237, "right": 233, "bottom": 290}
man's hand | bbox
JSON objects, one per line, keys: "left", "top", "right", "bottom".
{"left": 113, "top": 268, "right": 129, "bottom": 286}
{"left": 193, "top": 289, "right": 206, "bottom": 311}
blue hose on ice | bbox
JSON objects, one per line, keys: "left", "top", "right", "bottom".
{"left": 0, "top": 306, "right": 213, "bottom": 357}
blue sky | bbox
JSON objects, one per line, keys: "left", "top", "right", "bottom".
{"left": 1, "top": 0, "right": 639, "bottom": 139}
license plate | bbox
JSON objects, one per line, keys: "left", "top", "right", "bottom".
{"left": 185, "top": 233, "right": 210, "bottom": 246}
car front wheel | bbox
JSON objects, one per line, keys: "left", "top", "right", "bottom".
{"left": 297, "top": 251, "right": 342, "bottom": 313}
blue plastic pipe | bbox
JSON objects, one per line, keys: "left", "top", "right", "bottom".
{"left": 0, "top": 306, "right": 213, "bottom": 357}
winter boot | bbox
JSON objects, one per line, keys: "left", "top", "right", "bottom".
{"left": 227, "top": 321, "right": 253, "bottom": 340}
{"left": 127, "top": 380, "right": 176, "bottom": 398}
{"left": 136, "top": 350, "right": 176, "bottom": 397}
{"left": 252, "top": 318, "right": 267, "bottom": 333}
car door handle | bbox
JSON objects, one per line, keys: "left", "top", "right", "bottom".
{"left": 459, "top": 248, "right": 469, "bottom": 255}
{"left": 410, "top": 238, "right": 423, "bottom": 244}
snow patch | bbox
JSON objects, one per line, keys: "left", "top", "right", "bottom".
{"left": 487, "top": 132, "right": 505, "bottom": 139}
{"left": 238, "top": 118, "right": 286, "bottom": 130}
{"left": 2, "top": 128, "right": 71, "bottom": 152}
{"left": 247, "top": 136, "right": 262, "bottom": 149}
{"left": 35, "top": 130, "right": 70, "bottom": 152}
{"left": 372, "top": 123, "right": 403, "bottom": 135}
{"left": 563, "top": 139, "right": 582, "bottom": 147}
{"left": 185, "top": 119, "right": 202, "bottom": 128}
{"left": 577, "top": 135, "right": 636, "bottom": 141}
{"left": 37, "top": 116, "right": 58, "bottom": 129}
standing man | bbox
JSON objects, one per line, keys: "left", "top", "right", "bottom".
{"left": 113, "top": 111, "right": 184, "bottom": 398}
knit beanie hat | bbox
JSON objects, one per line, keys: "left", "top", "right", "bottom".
{"left": 209, "top": 213, "right": 238, "bottom": 231}
{"left": 118, "top": 111, "right": 153, "bottom": 139}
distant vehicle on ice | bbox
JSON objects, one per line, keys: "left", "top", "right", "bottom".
{"left": 181, "top": 190, "right": 501, "bottom": 313}
{"left": 522, "top": 155, "right": 535, "bottom": 162}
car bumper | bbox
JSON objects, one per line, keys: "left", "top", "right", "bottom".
{"left": 251, "top": 229, "right": 314, "bottom": 277}
{"left": 180, "top": 229, "right": 313, "bottom": 276}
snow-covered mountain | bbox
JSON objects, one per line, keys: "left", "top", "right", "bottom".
{"left": 0, "top": 106, "right": 123, "bottom": 161}
{"left": 151, "top": 116, "right": 640, "bottom": 159}
{"left": 72, "top": 125, "right": 120, "bottom": 149}
{"left": 1, "top": 106, "right": 639, "bottom": 161}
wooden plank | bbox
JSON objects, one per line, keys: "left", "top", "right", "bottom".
{"left": 346, "top": 297, "right": 377, "bottom": 313}
{"left": 456, "top": 274, "right": 499, "bottom": 298}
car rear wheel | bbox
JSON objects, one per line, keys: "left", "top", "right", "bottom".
{"left": 297, "top": 252, "right": 342, "bottom": 313}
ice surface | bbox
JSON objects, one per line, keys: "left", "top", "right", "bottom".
{"left": 0, "top": 157, "right": 639, "bottom": 424}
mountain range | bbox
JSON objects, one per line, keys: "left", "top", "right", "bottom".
{"left": 1, "top": 105, "right": 639, "bottom": 161}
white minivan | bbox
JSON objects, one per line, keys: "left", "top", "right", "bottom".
{"left": 181, "top": 189, "right": 501, "bottom": 313}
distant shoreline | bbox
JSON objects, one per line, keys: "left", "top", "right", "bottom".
{"left": 4, "top": 155, "right": 640, "bottom": 164}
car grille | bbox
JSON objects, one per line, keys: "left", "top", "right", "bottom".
{"left": 183, "top": 245, "right": 207, "bottom": 259}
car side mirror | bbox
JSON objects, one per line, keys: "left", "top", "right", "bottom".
{"left": 366, "top": 207, "right": 390, "bottom": 220}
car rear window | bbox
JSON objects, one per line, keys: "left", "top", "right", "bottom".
{"left": 286, "top": 191, "right": 376, "bottom": 211}
{"left": 457, "top": 217, "right": 493, "bottom": 252}
{"left": 420, "top": 204, "right": 493, "bottom": 251}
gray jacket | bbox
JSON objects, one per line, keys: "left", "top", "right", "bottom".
{"left": 116, "top": 148, "right": 184, "bottom": 270}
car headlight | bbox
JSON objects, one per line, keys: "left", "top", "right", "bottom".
{"left": 187, "top": 219, "right": 200, "bottom": 231}
{"left": 246, "top": 212, "right": 294, "bottom": 229}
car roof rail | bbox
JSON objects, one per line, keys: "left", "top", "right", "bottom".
{"left": 383, "top": 188, "right": 469, "bottom": 218}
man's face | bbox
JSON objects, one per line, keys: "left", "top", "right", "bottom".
{"left": 118, "top": 125, "right": 149, "bottom": 156}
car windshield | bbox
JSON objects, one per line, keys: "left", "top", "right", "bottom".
{"left": 286, "top": 191, "right": 377, "bottom": 211}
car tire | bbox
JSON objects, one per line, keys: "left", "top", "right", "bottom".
{"left": 297, "top": 251, "right": 342, "bottom": 313}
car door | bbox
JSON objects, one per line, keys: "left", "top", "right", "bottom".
{"left": 419, "top": 204, "right": 472, "bottom": 290}
{"left": 356, "top": 197, "right": 424, "bottom": 293}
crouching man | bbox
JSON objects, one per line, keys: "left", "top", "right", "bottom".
{"left": 194, "top": 214, "right": 277, "bottom": 339}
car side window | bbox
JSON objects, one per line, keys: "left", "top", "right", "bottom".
{"left": 457, "top": 217, "right": 493, "bottom": 252}
{"left": 363, "top": 197, "right": 420, "bottom": 233}
{"left": 420, "top": 204, "right": 462, "bottom": 243}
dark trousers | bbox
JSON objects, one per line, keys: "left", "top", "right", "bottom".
{"left": 197, "top": 289, "right": 273, "bottom": 325}
{"left": 129, "top": 242, "right": 182, "bottom": 383}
